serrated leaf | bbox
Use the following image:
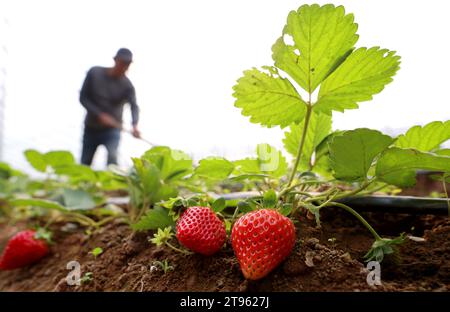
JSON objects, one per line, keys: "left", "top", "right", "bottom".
{"left": 375, "top": 147, "right": 450, "bottom": 187}
{"left": 395, "top": 121, "right": 450, "bottom": 152}
{"left": 24, "top": 149, "right": 47, "bottom": 172}
{"left": 9, "top": 198, "right": 67, "bottom": 211}
{"left": 132, "top": 158, "right": 161, "bottom": 194}
{"left": 142, "top": 146, "right": 192, "bottom": 182}
{"left": 272, "top": 4, "right": 358, "bottom": 93}
{"left": 44, "top": 151, "right": 75, "bottom": 168}
{"left": 263, "top": 190, "right": 277, "bottom": 208}
{"left": 315, "top": 47, "right": 400, "bottom": 114}
{"left": 212, "top": 197, "right": 226, "bottom": 213}
{"left": 132, "top": 207, "right": 175, "bottom": 231}
{"left": 283, "top": 110, "right": 332, "bottom": 170}
{"left": 329, "top": 129, "right": 393, "bottom": 181}
{"left": 62, "top": 188, "right": 96, "bottom": 210}
{"left": 233, "top": 66, "right": 307, "bottom": 128}
{"left": 194, "top": 157, "right": 235, "bottom": 179}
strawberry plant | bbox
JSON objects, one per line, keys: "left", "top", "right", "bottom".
{"left": 232, "top": 4, "right": 450, "bottom": 262}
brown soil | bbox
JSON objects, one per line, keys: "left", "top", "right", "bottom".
{"left": 0, "top": 208, "right": 448, "bottom": 292}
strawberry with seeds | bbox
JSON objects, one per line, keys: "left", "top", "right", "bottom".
{"left": 231, "top": 209, "right": 296, "bottom": 280}
{"left": 176, "top": 206, "right": 226, "bottom": 256}
{"left": 0, "top": 229, "right": 51, "bottom": 270}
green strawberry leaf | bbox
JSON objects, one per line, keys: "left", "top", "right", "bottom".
{"left": 435, "top": 149, "right": 450, "bottom": 157}
{"left": 194, "top": 157, "right": 235, "bottom": 180}
{"left": 315, "top": 47, "right": 400, "bottom": 114}
{"left": 62, "top": 188, "right": 96, "bottom": 210}
{"left": 364, "top": 235, "right": 405, "bottom": 263}
{"left": 9, "top": 198, "right": 67, "bottom": 211}
{"left": 279, "top": 203, "right": 293, "bottom": 216}
{"left": 142, "top": 146, "right": 193, "bottom": 183}
{"left": 212, "top": 197, "right": 226, "bottom": 213}
{"left": 263, "top": 190, "right": 277, "bottom": 208}
{"left": 375, "top": 147, "right": 450, "bottom": 187}
{"left": 132, "top": 207, "right": 176, "bottom": 231}
{"left": 233, "top": 66, "right": 307, "bottom": 128}
{"left": 272, "top": 4, "right": 358, "bottom": 93}
{"left": 329, "top": 129, "right": 393, "bottom": 181}
{"left": 24, "top": 149, "right": 47, "bottom": 172}
{"left": 237, "top": 201, "right": 255, "bottom": 213}
{"left": 256, "top": 144, "right": 288, "bottom": 178}
{"left": 394, "top": 120, "right": 450, "bottom": 152}
{"left": 234, "top": 144, "right": 288, "bottom": 178}
{"left": 44, "top": 151, "right": 75, "bottom": 169}
{"left": 283, "top": 110, "right": 332, "bottom": 170}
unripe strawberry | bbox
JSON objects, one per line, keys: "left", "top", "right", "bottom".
{"left": 231, "top": 209, "right": 296, "bottom": 280}
{"left": 176, "top": 206, "right": 226, "bottom": 256}
{"left": 0, "top": 230, "right": 50, "bottom": 270}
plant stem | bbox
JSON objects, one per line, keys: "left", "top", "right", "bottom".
{"left": 286, "top": 103, "right": 313, "bottom": 188}
{"left": 327, "top": 201, "right": 382, "bottom": 241}
{"left": 165, "top": 242, "right": 193, "bottom": 255}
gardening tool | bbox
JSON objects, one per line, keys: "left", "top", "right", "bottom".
{"left": 120, "top": 127, "right": 158, "bottom": 147}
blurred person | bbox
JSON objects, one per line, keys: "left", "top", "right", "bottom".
{"left": 79, "top": 48, "right": 141, "bottom": 166}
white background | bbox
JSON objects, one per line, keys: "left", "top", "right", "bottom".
{"left": 1, "top": 0, "right": 449, "bottom": 173}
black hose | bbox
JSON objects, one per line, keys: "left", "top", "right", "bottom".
{"left": 218, "top": 192, "right": 449, "bottom": 215}
{"left": 336, "top": 195, "right": 449, "bottom": 215}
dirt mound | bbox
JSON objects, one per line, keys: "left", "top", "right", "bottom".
{"left": 0, "top": 210, "right": 449, "bottom": 292}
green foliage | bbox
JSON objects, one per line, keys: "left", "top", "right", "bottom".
{"left": 283, "top": 111, "right": 332, "bottom": 170}
{"left": 132, "top": 206, "right": 176, "bottom": 231}
{"left": 142, "top": 146, "right": 192, "bottom": 182}
{"left": 263, "top": 190, "right": 277, "bottom": 208}
{"left": 80, "top": 272, "right": 93, "bottom": 284}
{"left": 234, "top": 4, "right": 399, "bottom": 129}
{"left": 233, "top": 66, "right": 307, "bottom": 128}
{"left": 152, "top": 259, "right": 174, "bottom": 274}
{"left": 234, "top": 144, "right": 288, "bottom": 178}
{"left": 272, "top": 4, "right": 358, "bottom": 93}
{"left": 364, "top": 235, "right": 405, "bottom": 262}
{"left": 314, "top": 47, "right": 400, "bottom": 114}
{"left": 61, "top": 188, "right": 96, "bottom": 210}
{"left": 194, "top": 157, "right": 235, "bottom": 180}
{"left": 211, "top": 197, "right": 226, "bottom": 213}
{"left": 329, "top": 129, "right": 393, "bottom": 181}
{"left": 375, "top": 147, "right": 450, "bottom": 187}
{"left": 394, "top": 120, "right": 450, "bottom": 152}
{"left": 149, "top": 227, "right": 174, "bottom": 247}
{"left": 90, "top": 247, "right": 103, "bottom": 258}
{"left": 24, "top": 150, "right": 75, "bottom": 173}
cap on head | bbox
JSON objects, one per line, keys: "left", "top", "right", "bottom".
{"left": 114, "top": 48, "right": 133, "bottom": 63}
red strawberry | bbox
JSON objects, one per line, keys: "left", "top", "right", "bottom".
{"left": 231, "top": 209, "right": 296, "bottom": 280}
{"left": 176, "top": 206, "right": 226, "bottom": 256}
{"left": 0, "top": 230, "right": 50, "bottom": 270}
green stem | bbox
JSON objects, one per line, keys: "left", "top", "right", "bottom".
{"left": 306, "top": 180, "right": 373, "bottom": 203}
{"left": 166, "top": 242, "right": 193, "bottom": 255}
{"left": 231, "top": 206, "right": 239, "bottom": 221}
{"left": 327, "top": 201, "right": 382, "bottom": 241}
{"left": 286, "top": 104, "right": 313, "bottom": 188}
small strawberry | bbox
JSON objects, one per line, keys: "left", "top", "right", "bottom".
{"left": 0, "top": 229, "right": 50, "bottom": 270}
{"left": 176, "top": 206, "right": 226, "bottom": 256}
{"left": 231, "top": 209, "right": 296, "bottom": 280}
